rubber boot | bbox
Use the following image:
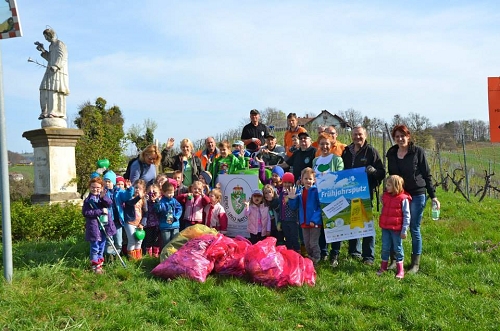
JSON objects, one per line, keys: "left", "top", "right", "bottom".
{"left": 146, "top": 247, "right": 153, "bottom": 257}
{"left": 377, "top": 260, "right": 388, "bottom": 276}
{"left": 136, "top": 249, "right": 142, "bottom": 260}
{"left": 128, "top": 249, "right": 136, "bottom": 261}
{"left": 387, "top": 251, "right": 396, "bottom": 270}
{"left": 152, "top": 246, "right": 160, "bottom": 258}
{"left": 395, "top": 261, "right": 405, "bottom": 279}
{"left": 407, "top": 254, "right": 420, "bottom": 274}
{"left": 91, "top": 260, "right": 103, "bottom": 274}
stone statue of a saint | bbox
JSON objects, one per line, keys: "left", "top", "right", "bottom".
{"left": 35, "top": 28, "right": 69, "bottom": 121}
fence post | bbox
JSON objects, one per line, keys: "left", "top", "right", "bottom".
{"left": 382, "top": 132, "right": 387, "bottom": 170}
{"left": 462, "top": 133, "right": 470, "bottom": 200}
{"left": 436, "top": 142, "right": 446, "bottom": 191}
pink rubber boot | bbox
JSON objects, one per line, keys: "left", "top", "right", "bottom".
{"left": 377, "top": 260, "right": 388, "bottom": 276}
{"left": 395, "top": 261, "right": 405, "bottom": 279}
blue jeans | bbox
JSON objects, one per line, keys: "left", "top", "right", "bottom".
{"left": 329, "top": 239, "right": 361, "bottom": 258}
{"left": 348, "top": 236, "right": 375, "bottom": 262}
{"left": 381, "top": 229, "right": 404, "bottom": 262}
{"left": 106, "top": 223, "right": 123, "bottom": 255}
{"left": 90, "top": 235, "right": 106, "bottom": 262}
{"left": 409, "top": 194, "right": 426, "bottom": 255}
{"left": 161, "top": 228, "right": 179, "bottom": 249}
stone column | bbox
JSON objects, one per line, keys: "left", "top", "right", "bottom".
{"left": 22, "top": 128, "right": 83, "bottom": 204}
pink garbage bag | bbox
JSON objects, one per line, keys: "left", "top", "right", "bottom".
{"left": 206, "top": 234, "right": 251, "bottom": 277}
{"left": 276, "top": 247, "right": 304, "bottom": 287}
{"left": 244, "top": 237, "right": 284, "bottom": 287}
{"left": 151, "top": 234, "right": 217, "bottom": 282}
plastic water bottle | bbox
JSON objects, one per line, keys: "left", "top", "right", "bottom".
{"left": 431, "top": 201, "right": 440, "bottom": 221}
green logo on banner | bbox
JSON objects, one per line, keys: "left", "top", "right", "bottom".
{"left": 231, "top": 185, "right": 246, "bottom": 214}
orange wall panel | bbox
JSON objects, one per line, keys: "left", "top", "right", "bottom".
{"left": 488, "top": 77, "right": 500, "bottom": 143}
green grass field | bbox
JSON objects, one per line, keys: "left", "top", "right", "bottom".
{"left": 1, "top": 188, "right": 499, "bottom": 330}
{"left": 8, "top": 165, "right": 34, "bottom": 181}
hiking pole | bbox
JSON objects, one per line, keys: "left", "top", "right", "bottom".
{"left": 98, "top": 221, "right": 127, "bottom": 268}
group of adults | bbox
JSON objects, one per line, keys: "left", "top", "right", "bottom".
{"left": 128, "top": 108, "right": 440, "bottom": 274}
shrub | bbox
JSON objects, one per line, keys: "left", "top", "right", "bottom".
{"left": 5, "top": 201, "right": 84, "bottom": 241}
{"left": 5, "top": 179, "right": 34, "bottom": 203}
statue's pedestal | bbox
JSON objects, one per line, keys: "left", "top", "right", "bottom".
{"left": 22, "top": 128, "right": 83, "bottom": 204}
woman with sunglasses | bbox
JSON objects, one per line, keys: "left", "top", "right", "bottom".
{"left": 129, "top": 144, "right": 162, "bottom": 187}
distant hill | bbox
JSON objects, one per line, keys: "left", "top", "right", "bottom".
{"left": 8, "top": 151, "right": 33, "bottom": 164}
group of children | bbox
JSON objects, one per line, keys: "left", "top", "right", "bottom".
{"left": 83, "top": 151, "right": 412, "bottom": 279}
{"left": 243, "top": 166, "right": 412, "bottom": 279}
{"left": 82, "top": 169, "right": 228, "bottom": 274}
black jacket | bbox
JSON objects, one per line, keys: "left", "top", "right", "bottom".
{"left": 341, "top": 142, "right": 385, "bottom": 200}
{"left": 161, "top": 151, "right": 202, "bottom": 184}
{"left": 386, "top": 142, "right": 436, "bottom": 199}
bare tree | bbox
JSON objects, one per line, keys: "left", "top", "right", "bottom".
{"left": 260, "top": 107, "right": 286, "bottom": 126}
{"left": 390, "top": 114, "right": 405, "bottom": 128}
{"left": 339, "top": 108, "right": 363, "bottom": 128}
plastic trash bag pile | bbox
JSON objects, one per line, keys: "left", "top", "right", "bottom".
{"left": 151, "top": 225, "right": 316, "bottom": 287}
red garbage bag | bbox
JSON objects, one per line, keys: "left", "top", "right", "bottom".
{"left": 205, "top": 234, "right": 235, "bottom": 263}
{"left": 244, "top": 237, "right": 284, "bottom": 287}
{"left": 276, "top": 247, "right": 304, "bottom": 287}
{"left": 302, "top": 256, "right": 317, "bottom": 286}
{"left": 151, "top": 234, "right": 217, "bottom": 282}
{"left": 206, "top": 234, "right": 251, "bottom": 277}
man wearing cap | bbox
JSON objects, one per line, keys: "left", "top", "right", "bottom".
{"left": 259, "top": 133, "right": 286, "bottom": 166}
{"left": 284, "top": 113, "right": 307, "bottom": 158}
{"left": 278, "top": 131, "right": 317, "bottom": 183}
{"left": 194, "top": 136, "right": 220, "bottom": 171}
{"left": 241, "top": 109, "right": 269, "bottom": 154}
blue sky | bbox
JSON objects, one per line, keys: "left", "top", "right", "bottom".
{"left": 2, "top": 1, "right": 499, "bottom": 153}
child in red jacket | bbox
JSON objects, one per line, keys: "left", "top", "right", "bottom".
{"left": 377, "top": 175, "right": 412, "bottom": 279}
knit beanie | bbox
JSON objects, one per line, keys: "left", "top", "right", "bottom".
{"left": 168, "top": 178, "right": 178, "bottom": 189}
{"left": 90, "top": 172, "right": 100, "bottom": 179}
{"left": 271, "top": 166, "right": 285, "bottom": 179}
{"left": 199, "top": 171, "right": 212, "bottom": 184}
{"left": 116, "top": 176, "right": 125, "bottom": 185}
{"left": 282, "top": 172, "right": 295, "bottom": 184}
{"left": 103, "top": 170, "right": 117, "bottom": 185}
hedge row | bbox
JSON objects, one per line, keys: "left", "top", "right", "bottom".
{"left": 1, "top": 201, "right": 84, "bottom": 241}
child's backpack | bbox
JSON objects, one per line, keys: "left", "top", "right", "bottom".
{"left": 123, "top": 156, "right": 144, "bottom": 180}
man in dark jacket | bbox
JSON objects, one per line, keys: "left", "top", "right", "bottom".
{"left": 330, "top": 125, "right": 385, "bottom": 267}
{"left": 278, "top": 131, "right": 317, "bottom": 184}
{"left": 241, "top": 109, "right": 270, "bottom": 153}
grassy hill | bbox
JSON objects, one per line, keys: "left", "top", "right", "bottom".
{"left": 0, "top": 188, "right": 499, "bottom": 330}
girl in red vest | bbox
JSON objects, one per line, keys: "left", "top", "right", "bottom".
{"left": 377, "top": 175, "right": 412, "bottom": 279}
